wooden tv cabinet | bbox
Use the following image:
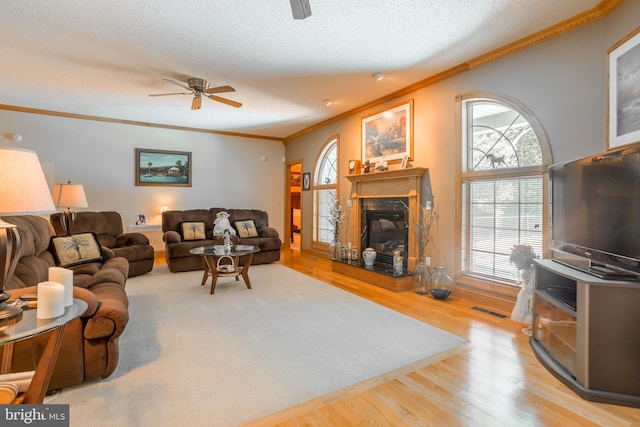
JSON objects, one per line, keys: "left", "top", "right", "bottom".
{"left": 530, "top": 259, "right": 640, "bottom": 407}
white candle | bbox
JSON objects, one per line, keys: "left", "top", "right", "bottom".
{"left": 37, "top": 281, "right": 65, "bottom": 319}
{"left": 49, "top": 267, "right": 73, "bottom": 307}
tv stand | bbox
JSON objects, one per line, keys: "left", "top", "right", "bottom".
{"left": 532, "top": 259, "right": 640, "bottom": 407}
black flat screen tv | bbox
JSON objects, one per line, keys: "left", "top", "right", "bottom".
{"left": 550, "top": 142, "right": 640, "bottom": 278}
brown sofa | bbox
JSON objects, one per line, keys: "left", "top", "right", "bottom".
{"left": 162, "top": 208, "right": 281, "bottom": 273}
{"left": 1, "top": 215, "right": 129, "bottom": 392}
{"left": 50, "top": 211, "right": 154, "bottom": 277}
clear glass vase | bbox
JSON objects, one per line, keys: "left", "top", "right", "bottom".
{"left": 428, "top": 266, "right": 453, "bottom": 300}
{"left": 328, "top": 238, "right": 342, "bottom": 260}
{"left": 413, "top": 260, "right": 429, "bottom": 294}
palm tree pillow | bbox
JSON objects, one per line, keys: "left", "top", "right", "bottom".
{"left": 234, "top": 220, "right": 259, "bottom": 238}
{"left": 50, "top": 232, "right": 103, "bottom": 268}
{"left": 179, "top": 221, "right": 206, "bottom": 241}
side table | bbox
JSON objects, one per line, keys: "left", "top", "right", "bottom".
{"left": 0, "top": 298, "right": 87, "bottom": 404}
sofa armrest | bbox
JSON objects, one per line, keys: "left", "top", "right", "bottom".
{"left": 83, "top": 284, "right": 129, "bottom": 341}
{"left": 117, "top": 232, "right": 150, "bottom": 247}
{"left": 163, "top": 230, "right": 181, "bottom": 244}
{"left": 259, "top": 227, "right": 279, "bottom": 238}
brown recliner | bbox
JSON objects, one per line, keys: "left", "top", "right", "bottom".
{"left": 1, "top": 215, "right": 129, "bottom": 391}
{"left": 50, "top": 211, "right": 154, "bottom": 277}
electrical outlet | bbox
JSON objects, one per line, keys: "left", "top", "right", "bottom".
{"left": 425, "top": 256, "right": 431, "bottom": 267}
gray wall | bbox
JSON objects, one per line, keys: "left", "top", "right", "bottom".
{"left": 0, "top": 110, "right": 285, "bottom": 231}
{"left": 284, "top": 0, "right": 640, "bottom": 272}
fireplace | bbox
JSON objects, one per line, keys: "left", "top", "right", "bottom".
{"left": 330, "top": 167, "right": 428, "bottom": 292}
{"left": 360, "top": 197, "right": 408, "bottom": 268}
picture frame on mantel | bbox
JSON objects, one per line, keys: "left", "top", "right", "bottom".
{"left": 607, "top": 27, "right": 640, "bottom": 149}
{"left": 362, "top": 99, "right": 413, "bottom": 165}
{"left": 135, "top": 148, "right": 192, "bottom": 187}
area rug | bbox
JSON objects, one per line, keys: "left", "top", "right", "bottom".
{"left": 55, "top": 263, "right": 466, "bottom": 426}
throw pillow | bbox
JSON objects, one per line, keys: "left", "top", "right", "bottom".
{"left": 180, "top": 221, "right": 206, "bottom": 241}
{"left": 234, "top": 219, "right": 259, "bottom": 238}
{"left": 50, "top": 232, "right": 103, "bottom": 268}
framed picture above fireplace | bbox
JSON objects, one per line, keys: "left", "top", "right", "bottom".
{"left": 362, "top": 100, "right": 413, "bottom": 165}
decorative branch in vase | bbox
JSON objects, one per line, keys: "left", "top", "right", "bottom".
{"left": 327, "top": 192, "right": 347, "bottom": 260}
{"left": 398, "top": 193, "right": 438, "bottom": 293}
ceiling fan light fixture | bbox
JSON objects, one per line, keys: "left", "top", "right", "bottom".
{"left": 323, "top": 99, "right": 333, "bottom": 106}
{"left": 372, "top": 72, "right": 385, "bottom": 81}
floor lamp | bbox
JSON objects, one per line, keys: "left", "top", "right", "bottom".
{"left": 0, "top": 147, "right": 56, "bottom": 324}
{"left": 51, "top": 181, "right": 88, "bottom": 235}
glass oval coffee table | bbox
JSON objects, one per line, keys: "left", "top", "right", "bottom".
{"left": 189, "top": 245, "right": 260, "bottom": 294}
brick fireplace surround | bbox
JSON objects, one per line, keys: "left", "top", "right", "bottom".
{"left": 332, "top": 167, "right": 428, "bottom": 292}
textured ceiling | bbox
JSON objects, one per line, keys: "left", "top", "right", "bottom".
{"left": 0, "top": 0, "right": 601, "bottom": 139}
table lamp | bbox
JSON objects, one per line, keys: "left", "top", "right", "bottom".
{"left": 0, "top": 146, "right": 56, "bottom": 324}
{"left": 51, "top": 181, "right": 88, "bottom": 235}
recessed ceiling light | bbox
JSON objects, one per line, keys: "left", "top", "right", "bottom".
{"left": 323, "top": 99, "right": 333, "bottom": 106}
{"left": 372, "top": 72, "right": 385, "bottom": 81}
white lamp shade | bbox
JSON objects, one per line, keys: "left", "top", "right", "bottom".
{"left": 0, "top": 147, "right": 56, "bottom": 215}
{"left": 52, "top": 183, "right": 88, "bottom": 209}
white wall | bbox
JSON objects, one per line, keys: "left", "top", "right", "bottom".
{"left": 0, "top": 110, "right": 285, "bottom": 231}
{"left": 284, "top": 0, "right": 640, "bottom": 273}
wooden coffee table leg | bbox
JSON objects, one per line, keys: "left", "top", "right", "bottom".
{"left": 240, "top": 252, "right": 254, "bottom": 289}
{"left": 199, "top": 257, "right": 210, "bottom": 286}
{"left": 204, "top": 256, "right": 219, "bottom": 294}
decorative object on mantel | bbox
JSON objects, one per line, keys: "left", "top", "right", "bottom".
{"left": 362, "top": 160, "right": 371, "bottom": 173}
{"left": 348, "top": 159, "right": 361, "bottom": 175}
{"left": 427, "top": 266, "right": 453, "bottom": 300}
{"left": 327, "top": 192, "right": 346, "bottom": 260}
{"left": 510, "top": 244, "right": 537, "bottom": 335}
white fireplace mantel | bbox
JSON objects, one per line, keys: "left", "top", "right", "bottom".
{"left": 346, "top": 167, "right": 428, "bottom": 271}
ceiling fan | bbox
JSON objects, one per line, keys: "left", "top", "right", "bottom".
{"left": 149, "top": 78, "right": 242, "bottom": 110}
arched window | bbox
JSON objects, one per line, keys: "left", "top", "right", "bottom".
{"left": 312, "top": 137, "right": 339, "bottom": 247}
{"left": 457, "top": 92, "right": 552, "bottom": 284}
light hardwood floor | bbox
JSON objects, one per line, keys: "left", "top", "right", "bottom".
{"left": 242, "top": 249, "right": 640, "bottom": 427}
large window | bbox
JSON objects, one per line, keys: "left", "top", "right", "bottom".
{"left": 312, "top": 137, "right": 339, "bottom": 246}
{"left": 458, "top": 93, "right": 552, "bottom": 284}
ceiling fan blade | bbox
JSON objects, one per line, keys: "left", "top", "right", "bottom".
{"left": 290, "top": 0, "right": 311, "bottom": 19}
{"left": 162, "top": 78, "right": 193, "bottom": 91}
{"left": 148, "top": 92, "right": 192, "bottom": 97}
{"left": 205, "top": 85, "right": 235, "bottom": 94}
{"left": 192, "top": 96, "right": 202, "bottom": 110}
{"left": 206, "top": 94, "right": 242, "bottom": 108}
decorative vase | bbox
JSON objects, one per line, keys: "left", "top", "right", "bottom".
{"left": 362, "top": 247, "right": 377, "bottom": 266}
{"left": 413, "top": 260, "right": 428, "bottom": 294}
{"left": 328, "top": 238, "right": 342, "bottom": 260}
{"left": 428, "top": 266, "right": 453, "bottom": 300}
